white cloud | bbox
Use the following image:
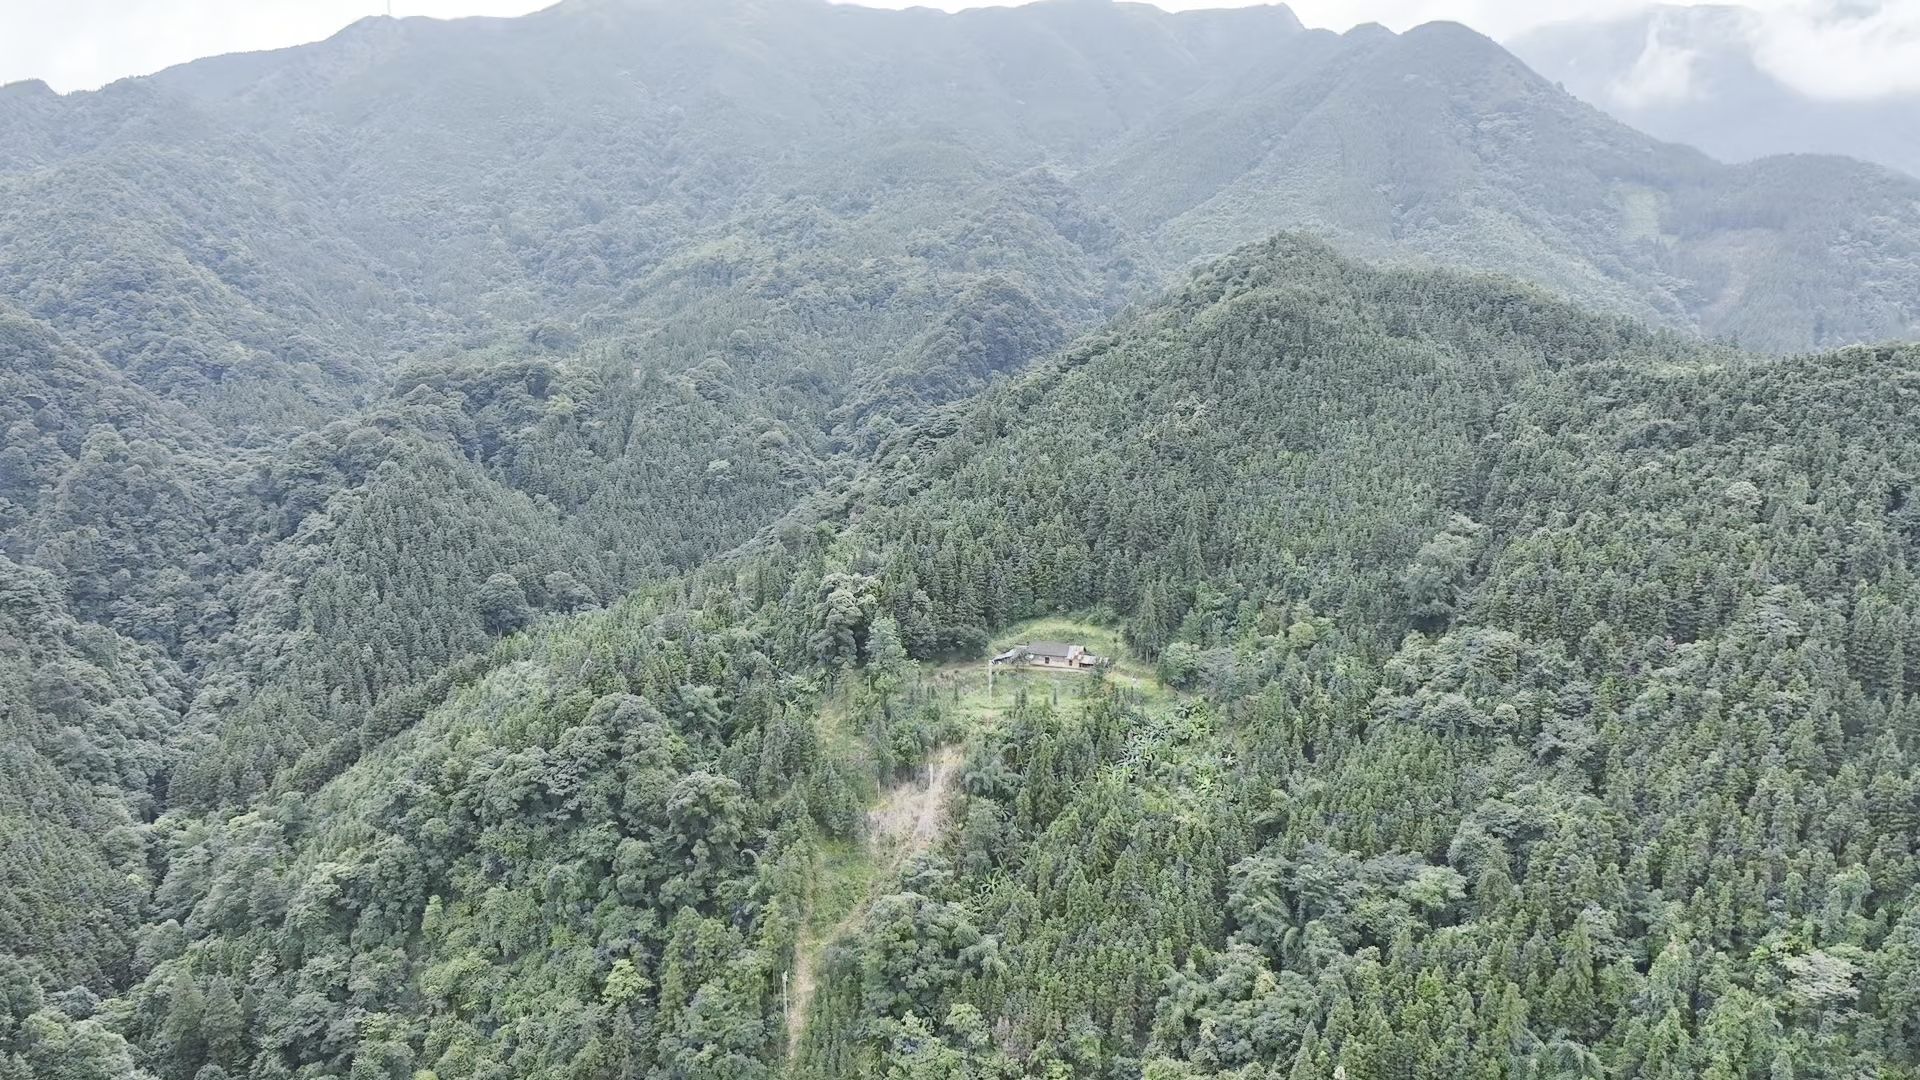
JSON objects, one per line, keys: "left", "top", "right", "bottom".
{"left": 1608, "top": 20, "right": 1705, "bottom": 107}
{"left": 1292, "top": 0, "right": 1920, "bottom": 101}
{"left": 1744, "top": 0, "right": 1920, "bottom": 100}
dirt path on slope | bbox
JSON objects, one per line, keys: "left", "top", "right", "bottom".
{"left": 785, "top": 745, "right": 962, "bottom": 1059}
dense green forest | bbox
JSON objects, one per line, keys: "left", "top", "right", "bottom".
{"left": 12, "top": 234, "right": 1920, "bottom": 1078}
{"left": 5, "top": 0, "right": 1920, "bottom": 374}
{"left": 5, "top": 0, "right": 1920, "bottom": 1077}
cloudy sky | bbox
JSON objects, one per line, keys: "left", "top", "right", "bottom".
{"left": 2, "top": 0, "right": 1916, "bottom": 101}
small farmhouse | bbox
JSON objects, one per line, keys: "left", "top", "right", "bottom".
{"left": 991, "top": 641, "right": 1102, "bottom": 670}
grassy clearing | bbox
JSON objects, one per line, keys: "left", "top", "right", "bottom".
{"left": 809, "top": 688, "right": 873, "bottom": 780}
{"left": 921, "top": 614, "right": 1174, "bottom": 729}
{"left": 802, "top": 838, "right": 879, "bottom": 930}
{"left": 787, "top": 748, "right": 962, "bottom": 1057}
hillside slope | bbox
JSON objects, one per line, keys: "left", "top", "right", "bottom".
{"left": 799, "top": 236, "right": 1920, "bottom": 1077}
{"left": 1088, "top": 19, "right": 1920, "bottom": 350}
{"left": 76, "top": 238, "right": 1920, "bottom": 1080}
{"left": 6, "top": 3, "right": 1916, "bottom": 830}
{"left": 3, "top": 0, "right": 1918, "bottom": 385}
{"left": 6, "top": 3, "right": 1920, "bottom": 1076}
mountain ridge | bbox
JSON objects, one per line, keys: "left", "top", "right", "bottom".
{"left": 6, "top": 7, "right": 1920, "bottom": 1076}
{"left": 6, "top": 0, "right": 1919, "bottom": 360}
{"left": 53, "top": 233, "right": 1920, "bottom": 1079}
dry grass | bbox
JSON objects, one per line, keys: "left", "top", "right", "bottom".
{"left": 786, "top": 746, "right": 962, "bottom": 1056}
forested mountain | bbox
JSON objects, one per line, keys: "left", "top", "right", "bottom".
{"left": 790, "top": 239, "right": 1920, "bottom": 1077}
{"left": 5, "top": 0, "right": 1920, "bottom": 375}
{"left": 1511, "top": 5, "right": 1920, "bottom": 181}
{"left": 1083, "top": 17, "right": 1920, "bottom": 351}
{"left": 6, "top": 0, "right": 1920, "bottom": 1077}
{"left": 31, "top": 235, "right": 1919, "bottom": 1079}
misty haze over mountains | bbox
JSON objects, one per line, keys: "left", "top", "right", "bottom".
{"left": 5, "top": 0, "right": 1920, "bottom": 362}
{"left": 1511, "top": 3, "right": 1920, "bottom": 180}
{"left": 6, "top": 2, "right": 1920, "bottom": 1078}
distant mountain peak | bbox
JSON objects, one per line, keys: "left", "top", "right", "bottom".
{"left": 0, "top": 78, "right": 56, "bottom": 98}
{"left": 8, "top": 0, "right": 1919, "bottom": 359}
{"left": 1341, "top": 20, "right": 1395, "bottom": 42}
{"left": 1396, "top": 18, "right": 1523, "bottom": 60}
